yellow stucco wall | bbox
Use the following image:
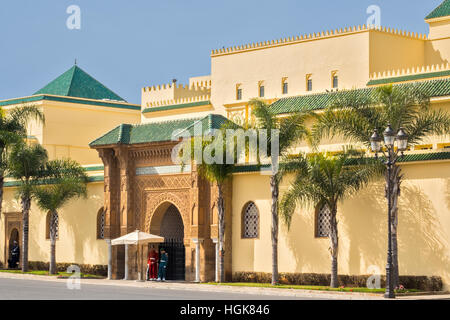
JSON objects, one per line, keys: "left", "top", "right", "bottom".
{"left": 0, "top": 182, "right": 107, "bottom": 266}
{"left": 211, "top": 32, "right": 370, "bottom": 115}
{"left": 41, "top": 100, "right": 140, "bottom": 165}
{"left": 232, "top": 161, "right": 450, "bottom": 288}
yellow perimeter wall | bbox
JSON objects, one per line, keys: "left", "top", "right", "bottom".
{"left": 232, "top": 162, "right": 450, "bottom": 289}
{"left": 0, "top": 182, "right": 107, "bottom": 266}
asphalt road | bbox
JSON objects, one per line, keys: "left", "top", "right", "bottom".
{"left": 0, "top": 278, "right": 327, "bottom": 300}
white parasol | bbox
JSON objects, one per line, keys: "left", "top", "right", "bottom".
{"left": 111, "top": 230, "right": 164, "bottom": 281}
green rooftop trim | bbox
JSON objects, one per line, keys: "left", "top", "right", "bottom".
{"left": 426, "top": 0, "right": 450, "bottom": 20}
{"left": 270, "top": 78, "right": 450, "bottom": 115}
{"left": 367, "top": 70, "right": 450, "bottom": 86}
{"left": 142, "top": 101, "right": 211, "bottom": 114}
{"left": 233, "top": 152, "right": 450, "bottom": 173}
{"left": 4, "top": 175, "right": 104, "bottom": 188}
{"left": 0, "top": 94, "right": 140, "bottom": 111}
{"left": 90, "top": 114, "right": 235, "bottom": 147}
{"left": 34, "top": 65, "right": 126, "bottom": 102}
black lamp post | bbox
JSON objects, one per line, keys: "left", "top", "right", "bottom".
{"left": 370, "top": 124, "right": 408, "bottom": 299}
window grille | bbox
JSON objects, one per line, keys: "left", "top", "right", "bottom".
{"left": 316, "top": 204, "right": 331, "bottom": 237}
{"left": 243, "top": 202, "right": 259, "bottom": 238}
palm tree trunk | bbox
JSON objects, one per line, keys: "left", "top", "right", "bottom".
{"left": 329, "top": 204, "right": 339, "bottom": 288}
{"left": 0, "top": 174, "right": 4, "bottom": 217}
{"left": 49, "top": 210, "right": 57, "bottom": 275}
{"left": 21, "top": 195, "right": 31, "bottom": 272}
{"left": 217, "top": 183, "right": 225, "bottom": 283}
{"left": 270, "top": 174, "right": 279, "bottom": 285}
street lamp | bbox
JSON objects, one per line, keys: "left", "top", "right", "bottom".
{"left": 370, "top": 124, "right": 408, "bottom": 299}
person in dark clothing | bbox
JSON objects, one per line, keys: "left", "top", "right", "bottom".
{"left": 157, "top": 248, "right": 168, "bottom": 281}
{"left": 8, "top": 241, "right": 20, "bottom": 269}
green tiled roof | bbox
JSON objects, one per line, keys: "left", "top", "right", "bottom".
{"left": 142, "top": 101, "right": 211, "bottom": 114}
{"left": 90, "top": 114, "right": 233, "bottom": 147}
{"left": 270, "top": 78, "right": 450, "bottom": 115}
{"left": 180, "top": 114, "right": 238, "bottom": 136}
{"left": 426, "top": 0, "right": 450, "bottom": 20}
{"left": 34, "top": 65, "right": 126, "bottom": 102}
{"left": 367, "top": 70, "right": 450, "bottom": 86}
{"left": 0, "top": 94, "right": 140, "bottom": 110}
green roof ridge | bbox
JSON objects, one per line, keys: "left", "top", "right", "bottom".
{"left": 426, "top": 0, "right": 450, "bottom": 20}
{"left": 34, "top": 65, "right": 126, "bottom": 102}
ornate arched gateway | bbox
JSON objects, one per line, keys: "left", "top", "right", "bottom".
{"left": 151, "top": 203, "right": 185, "bottom": 280}
{"left": 92, "top": 131, "right": 233, "bottom": 282}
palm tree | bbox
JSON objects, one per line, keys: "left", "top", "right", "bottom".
{"left": 184, "top": 123, "right": 241, "bottom": 282}
{"left": 313, "top": 84, "right": 450, "bottom": 286}
{"left": 249, "top": 98, "right": 309, "bottom": 285}
{"left": 8, "top": 142, "right": 48, "bottom": 272}
{"left": 280, "top": 150, "right": 383, "bottom": 287}
{"left": 0, "top": 106, "right": 45, "bottom": 216}
{"left": 32, "top": 159, "right": 88, "bottom": 274}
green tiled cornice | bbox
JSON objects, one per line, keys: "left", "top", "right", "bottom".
{"left": 367, "top": 70, "right": 450, "bottom": 86}
{"left": 0, "top": 94, "right": 140, "bottom": 111}
{"left": 233, "top": 152, "right": 450, "bottom": 173}
{"left": 142, "top": 101, "right": 211, "bottom": 113}
{"left": 4, "top": 175, "right": 104, "bottom": 188}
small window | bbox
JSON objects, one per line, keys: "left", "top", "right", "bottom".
{"left": 282, "top": 78, "right": 288, "bottom": 94}
{"left": 414, "top": 144, "right": 433, "bottom": 151}
{"left": 236, "top": 85, "right": 243, "bottom": 100}
{"left": 242, "top": 202, "right": 259, "bottom": 239}
{"left": 46, "top": 212, "right": 59, "bottom": 240}
{"left": 333, "top": 75, "right": 338, "bottom": 89}
{"left": 97, "top": 207, "right": 105, "bottom": 239}
{"left": 315, "top": 204, "right": 331, "bottom": 238}
{"left": 259, "top": 85, "right": 265, "bottom": 97}
{"left": 306, "top": 74, "right": 313, "bottom": 91}
{"left": 331, "top": 71, "right": 339, "bottom": 89}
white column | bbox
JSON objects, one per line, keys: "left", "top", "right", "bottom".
{"left": 124, "top": 244, "right": 129, "bottom": 280}
{"left": 212, "top": 238, "right": 219, "bottom": 282}
{"left": 106, "top": 239, "right": 112, "bottom": 280}
{"left": 192, "top": 238, "right": 203, "bottom": 283}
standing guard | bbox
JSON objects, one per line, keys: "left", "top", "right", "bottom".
{"left": 157, "top": 248, "right": 168, "bottom": 281}
{"left": 147, "top": 245, "right": 159, "bottom": 281}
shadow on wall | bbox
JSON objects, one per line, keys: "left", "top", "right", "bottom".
{"left": 342, "top": 180, "right": 386, "bottom": 276}
{"left": 398, "top": 183, "right": 450, "bottom": 279}
{"left": 279, "top": 201, "right": 330, "bottom": 274}
{"left": 446, "top": 179, "right": 450, "bottom": 211}
{"left": 65, "top": 190, "right": 104, "bottom": 266}
{"left": 280, "top": 172, "right": 450, "bottom": 282}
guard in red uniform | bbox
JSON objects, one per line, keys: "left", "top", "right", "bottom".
{"left": 147, "top": 245, "right": 159, "bottom": 281}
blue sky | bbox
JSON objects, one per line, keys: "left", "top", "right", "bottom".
{"left": 0, "top": 0, "right": 444, "bottom": 104}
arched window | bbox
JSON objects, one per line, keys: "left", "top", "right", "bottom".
{"left": 315, "top": 203, "right": 331, "bottom": 238}
{"left": 97, "top": 207, "right": 105, "bottom": 239}
{"left": 46, "top": 212, "right": 59, "bottom": 240}
{"left": 242, "top": 202, "right": 259, "bottom": 239}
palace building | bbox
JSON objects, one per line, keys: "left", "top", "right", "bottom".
{"left": 1, "top": 2, "right": 450, "bottom": 287}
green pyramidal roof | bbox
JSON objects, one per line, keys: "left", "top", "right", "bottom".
{"left": 426, "top": 0, "right": 450, "bottom": 20}
{"left": 34, "top": 65, "right": 126, "bottom": 102}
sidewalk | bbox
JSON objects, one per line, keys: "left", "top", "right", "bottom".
{"left": 0, "top": 272, "right": 447, "bottom": 300}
